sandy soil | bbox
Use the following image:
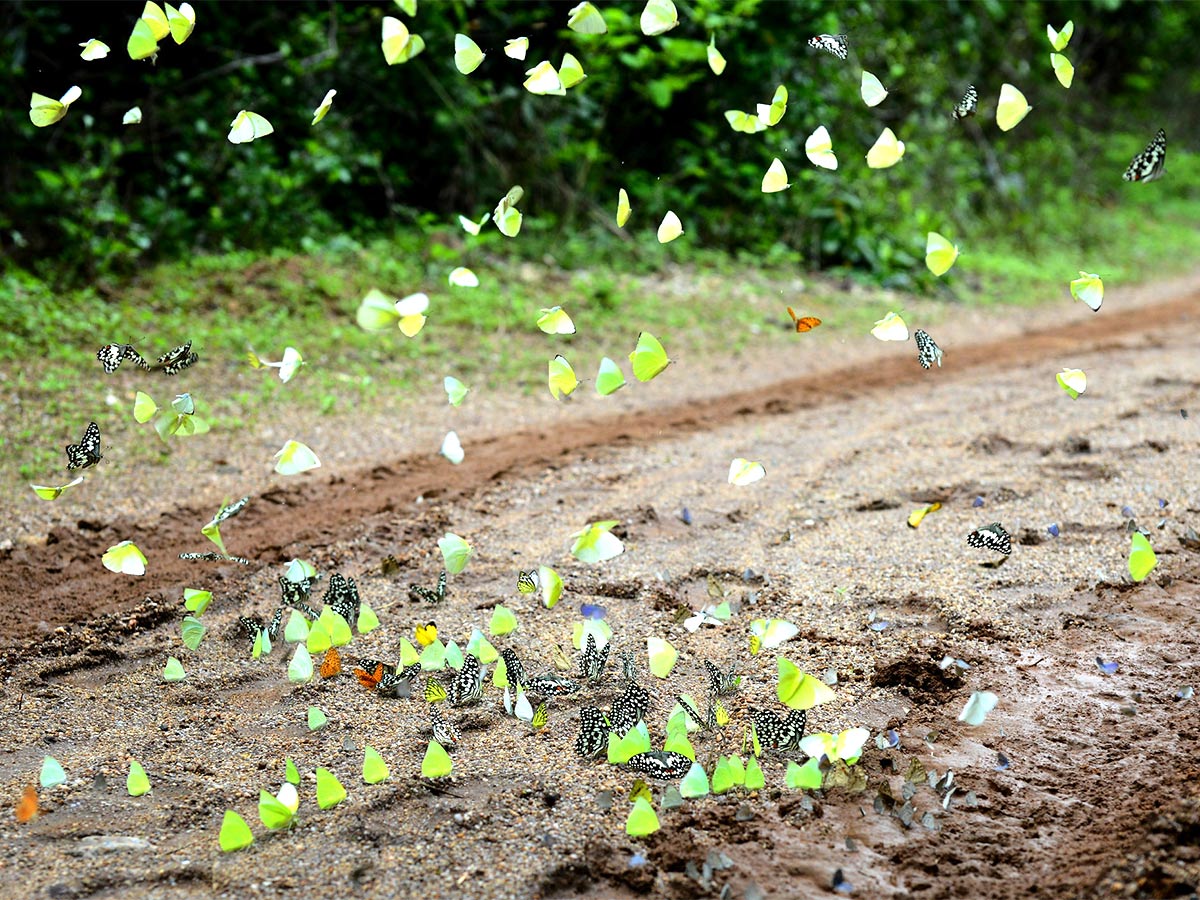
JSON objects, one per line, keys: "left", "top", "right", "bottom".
{"left": 2, "top": 274, "right": 1199, "bottom": 900}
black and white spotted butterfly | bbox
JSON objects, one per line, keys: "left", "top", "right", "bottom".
{"left": 448, "top": 653, "right": 484, "bottom": 706}
{"left": 1123, "top": 129, "right": 1166, "bottom": 183}
{"left": 321, "top": 573, "right": 360, "bottom": 626}
{"left": 953, "top": 84, "right": 977, "bottom": 119}
{"left": 279, "top": 576, "right": 319, "bottom": 620}
{"left": 211, "top": 496, "right": 250, "bottom": 526}
{"left": 431, "top": 704, "right": 460, "bottom": 746}
{"left": 408, "top": 570, "right": 447, "bottom": 604}
{"left": 624, "top": 750, "right": 693, "bottom": 781}
{"left": 578, "top": 633, "right": 610, "bottom": 684}
{"left": 574, "top": 706, "right": 612, "bottom": 757}
{"left": 525, "top": 672, "right": 581, "bottom": 698}
{"left": 676, "top": 694, "right": 720, "bottom": 731}
{"left": 239, "top": 606, "right": 284, "bottom": 649}
{"left": 750, "top": 708, "right": 807, "bottom": 751}
{"left": 150, "top": 340, "right": 199, "bottom": 375}
{"left": 808, "top": 33, "right": 848, "bottom": 59}
{"left": 180, "top": 551, "right": 251, "bottom": 564}
{"left": 703, "top": 659, "right": 741, "bottom": 696}
{"left": 65, "top": 422, "right": 103, "bottom": 470}
{"left": 609, "top": 682, "right": 651, "bottom": 737}
{"left": 967, "top": 522, "right": 1012, "bottom": 555}
{"left": 500, "top": 648, "right": 527, "bottom": 691}
{"left": 914, "top": 329, "right": 943, "bottom": 369}
{"left": 517, "top": 570, "right": 539, "bottom": 594}
{"left": 96, "top": 342, "right": 149, "bottom": 373}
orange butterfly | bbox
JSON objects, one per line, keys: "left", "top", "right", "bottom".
{"left": 787, "top": 308, "right": 822, "bottom": 332}
{"left": 320, "top": 647, "right": 342, "bottom": 679}
{"left": 15, "top": 785, "right": 39, "bottom": 823}
{"left": 353, "top": 663, "right": 385, "bottom": 690}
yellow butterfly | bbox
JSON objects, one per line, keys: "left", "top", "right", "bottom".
{"left": 517, "top": 570, "right": 539, "bottom": 594}
{"left": 424, "top": 679, "right": 447, "bottom": 703}
{"left": 531, "top": 701, "right": 549, "bottom": 730}
{"left": 415, "top": 622, "right": 438, "bottom": 647}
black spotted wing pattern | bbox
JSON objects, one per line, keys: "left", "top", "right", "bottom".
{"left": 409, "top": 570, "right": 447, "bottom": 604}
{"left": 65, "top": 422, "right": 102, "bottom": 470}
{"left": 953, "top": 84, "right": 977, "bottom": 119}
{"left": 808, "top": 33, "right": 848, "bottom": 59}
{"left": 574, "top": 706, "right": 611, "bottom": 757}
{"left": 967, "top": 522, "right": 1012, "bottom": 555}
{"left": 914, "top": 329, "right": 943, "bottom": 369}
{"left": 1123, "top": 129, "right": 1166, "bottom": 183}
{"left": 624, "top": 750, "right": 692, "bottom": 780}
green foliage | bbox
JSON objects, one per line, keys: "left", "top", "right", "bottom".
{"left": 1, "top": 1, "right": 1197, "bottom": 288}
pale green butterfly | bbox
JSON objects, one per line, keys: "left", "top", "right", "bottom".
{"left": 785, "top": 758, "right": 823, "bottom": 790}
{"left": 1129, "top": 533, "right": 1157, "bottom": 582}
{"left": 444, "top": 375, "right": 469, "bottom": 406}
{"left": 258, "top": 782, "right": 299, "bottom": 830}
{"left": 127, "top": 760, "right": 151, "bottom": 796}
{"left": 800, "top": 727, "right": 871, "bottom": 763}
{"left": 744, "top": 755, "right": 765, "bottom": 790}
{"left": 647, "top": 636, "right": 678, "bottom": 678}
{"left": 381, "top": 16, "right": 412, "bottom": 65}
{"left": 866, "top": 127, "right": 906, "bottom": 168}
{"left": 568, "top": 2, "right": 607, "bottom": 34}
{"left": 777, "top": 658, "right": 836, "bottom": 709}
{"left": 228, "top": 110, "right": 273, "bottom": 144}
{"left": 537, "top": 306, "right": 576, "bottom": 334}
{"left": 40, "top": 756, "right": 67, "bottom": 788}
{"left": 489, "top": 604, "right": 518, "bottom": 636}
{"left": 274, "top": 440, "right": 320, "bottom": 475}
{"left": 311, "top": 89, "right": 336, "bottom": 125}
{"left": 79, "top": 39, "right": 110, "bottom": 60}
{"left": 724, "top": 110, "right": 766, "bottom": 134}
{"left": 448, "top": 266, "right": 478, "bottom": 287}
{"left": 805, "top": 125, "right": 837, "bottom": 170}
{"left": 608, "top": 723, "right": 652, "bottom": 763}
{"left": 548, "top": 355, "right": 579, "bottom": 400}
{"left": 616, "top": 189, "right": 631, "bottom": 227}
{"left": 184, "top": 589, "right": 212, "bottom": 614}
{"left": 103, "top": 541, "right": 147, "bottom": 576}
{"left": 871, "top": 311, "right": 909, "bottom": 341}
{"left": 454, "top": 33, "right": 485, "bottom": 75}
{"left": 680, "top": 761, "right": 710, "bottom": 798}
{"left": 639, "top": 0, "right": 678, "bottom": 36}
{"left": 1056, "top": 368, "right": 1086, "bottom": 399}
{"left": 438, "top": 532, "right": 473, "bottom": 574}
{"left": 1051, "top": 53, "right": 1074, "bottom": 89}
{"left": 165, "top": 2, "right": 195, "bottom": 44}
{"left": 504, "top": 37, "right": 529, "bottom": 60}
{"left": 761, "top": 158, "right": 790, "bottom": 193}
{"left": 441, "top": 431, "right": 464, "bottom": 465}
{"left": 218, "top": 810, "right": 254, "bottom": 851}
{"left": 995, "top": 83, "right": 1031, "bottom": 132}
{"left": 559, "top": 54, "right": 586, "bottom": 89}
{"left": 1070, "top": 272, "right": 1103, "bottom": 311}
{"left": 756, "top": 86, "right": 787, "bottom": 125}
{"left": 363, "top": 746, "right": 390, "bottom": 784}
{"left": 539, "top": 565, "right": 564, "bottom": 608}
{"left": 123, "top": 107, "right": 142, "bottom": 125}
{"left": 315, "top": 767, "right": 346, "bottom": 809}
{"left": 860, "top": 71, "right": 888, "bottom": 107}
{"left": 141, "top": 2, "right": 171, "bottom": 39}
{"left": 163, "top": 656, "right": 186, "bottom": 681}
{"left": 707, "top": 36, "right": 726, "bottom": 75}
{"left": 523, "top": 61, "right": 565, "bottom": 96}
{"left": 626, "top": 797, "right": 660, "bottom": 836}
{"left": 307, "top": 706, "right": 327, "bottom": 730}
{"left": 30, "top": 476, "right": 84, "bottom": 501}
{"left": 29, "top": 86, "right": 82, "bottom": 127}
{"left": 493, "top": 186, "right": 525, "bottom": 236}
{"left": 571, "top": 520, "right": 624, "bottom": 562}
{"left": 595, "top": 357, "right": 626, "bottom": 396}
{"left": 133, "top": 391, "right": 158, "bottom": 423}
{"left": 728, "top": 458, "right": 765, "bottom": 485}
{"left": 925, "top": 232, "right": 959, "bottom": 276}
{"left": 629, "top": 331, "right": 669, "bottom": 381}
{"left": 422, "top": 740, "right": 453, "bottom": 777}
{"left": 126, "top": 18, "right": 159, "bottom": 61}
{"left": 1047, "top": 20, "right": 1073, "bottom": 51}
{"left": 288, "top": 644, "right": 314, "bottom": 684}
{"left": 181, "top": 615, "right": 206, "bottom": 650}
{"left": 458, "top": 212, "right": 488, "bottom": 234}
{"left": 657, "top": 212, "right": 683, "bottom": 243}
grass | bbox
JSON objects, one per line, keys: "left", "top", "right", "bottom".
{"left": 2, "top": 136, "right": 1198, "bottom": 483}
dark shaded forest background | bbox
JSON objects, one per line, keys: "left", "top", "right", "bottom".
{"left": 2, "top": 0, "right": 1197, "bottom": 287}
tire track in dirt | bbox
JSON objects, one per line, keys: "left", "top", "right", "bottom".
{"left": 5, "top": 289, "right": 1198, "bottom": 648}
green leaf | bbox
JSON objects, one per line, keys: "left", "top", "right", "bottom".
{"left": 218, "top": 810, "right": 254, "bottom": 852}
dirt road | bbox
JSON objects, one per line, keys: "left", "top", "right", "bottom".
{"left": 2, "top": 276, "right": 1198, "bottom": 899}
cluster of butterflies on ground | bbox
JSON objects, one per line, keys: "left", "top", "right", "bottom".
{"left": 233, "top": 563, "right": 819, "bottom": 781}
{"left": 60, "top": 341, "right": 199, "bottom": 471}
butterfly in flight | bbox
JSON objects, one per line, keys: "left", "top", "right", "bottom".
{"left": 808, "top": 33, "right": 848, "bottom": 59}
{"left": 150, "top": 340, "right": 199, "bottom": 375}
{"left": 408, "top": 571, "right": 447, "bottom": 604}
{"left": 967, "top": 522, "right": 1012, "bottom": 555}
{"left": 517, "top": 570, "right": 539, "bottom": 594}
{"left": 953, "top": 84, "right": 977, "bottom": 119}
{"left": 914, "top": 329, "right": 943, "bottom": 369}
{"left": 65, "top": 422, "right": 102, "bottom": 470}
{"left": 1123, "top": 129, "right": 1166, "bottom": 183}
{"left": 96, "top": 342, "right": 149, "bottom": 373}
{"left": 787, "top": 308, "right": 822, "bottom": 333}
{"left": 180, "top": 551, "right": 251, "bottom": 564}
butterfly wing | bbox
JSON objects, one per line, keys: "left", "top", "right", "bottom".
{"left": 953, "top": 84, "right": 977, "bottom": 119}
{"left": 65, "top": 422, "right": 102, "bottom": 470}
{"left": 914, "top": 330, "right": 943, "bottom": 369}
{"left": 1123, "top": 129, "right": 1166, "bottom": 183}
{"left": 154, "top": 341, "right": 199, "bottom": 375}
{"left": 97, "top": 344, "right": 126, "bottom": 373}
{"left": 808, "top": 33, "right": 848, "bottom": 59}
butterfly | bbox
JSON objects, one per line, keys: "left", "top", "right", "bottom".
{"left": 238, "top": 606, "right": 284, "bottom": 649}
{"left": 530, "top": 701, "right": 549, "bottom": 731}
{"left": 1123, "top": 129, "right": 1167, "bottom": 183}
{"left": 415, "top": 622, "right": 439, "bottom": 647}
{"left": 787, "top": 308, "right": 822, "bottom": 333}
{"left": 500, "top": 648, "right": 526, "bottom": 690}
{"left": 750, "top": 708, "right": 807, "bottom": 750}
{"left": 703, "top": 660, "right": 741, "bottom": 696}
{"left": 150, "top": 340, "right": 199, "bottom": 375}
{"left": 808, "top": 33, "right": 848, "bottom": 59}
{"left": 624, "top": 750, "right": 693, "bottom": 781}
{"left": 211, "top": 496, "right": 250, "bottom": 525}
{"left": 448, "top": 654, "right": 484, "bottom": 706}
{"left": 380, "top": 663, "right": 421, "bottom": 697}
{"left": 914, "top": 329, "right": 943, "bottom": 369}
{"left": 517, "top": 570, "right": 539, "bottom": 594}
{"left": 319, "top": 647, "right": 342, "bottom": 678}
{"left": 96, "top": 342, "right": 149, "bottom": 373}
{"left": 618, "top": 650, "right": 640, "bottom": 685}
{"left": 578, "top": 633, "right": 610, "bottom": 684}
{"left": 321, "top": 573, "right": 360, "bottom": 626}
{"left": 525, "top": 673, "right": 582, "bottom": 698}
{"left": 677, "top": 694, "right": 717, "bottom": 731}
{"left": 15, "top": 785, "right": 39, "bottom": 823}
{"left": 609, "top": 682, "right": 650, "bottom": 737}
{"left": 574, "top": 706, "right": 612, "bottom": 757}
{"left": 967, "top": 522, "right": 1012, "bottom": 555}
{"left": 424, "top": 678, "right": 449, "bottom": 703}
{"left": 65, "top": 422, "right": 102, "bottom": 470}
{"left": 354, "top": 661, "right": 392, "bottom": 690}
{"left": 379, "top": 554, "right": 401, "bottom": 576}
{"left": 431, "top": 704, "right": 460, "bottom": 746}
{"left": 279, "top": 576, "right": 319, "bottom": 620}
{"left": 953, "top": 84, "right": 977, "bottom": 119}
{"left": 177, "top": 549, "right": 250, "bottom": 564}
{"left": 408, "top": 570, "right": 447, "bottom": 604}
